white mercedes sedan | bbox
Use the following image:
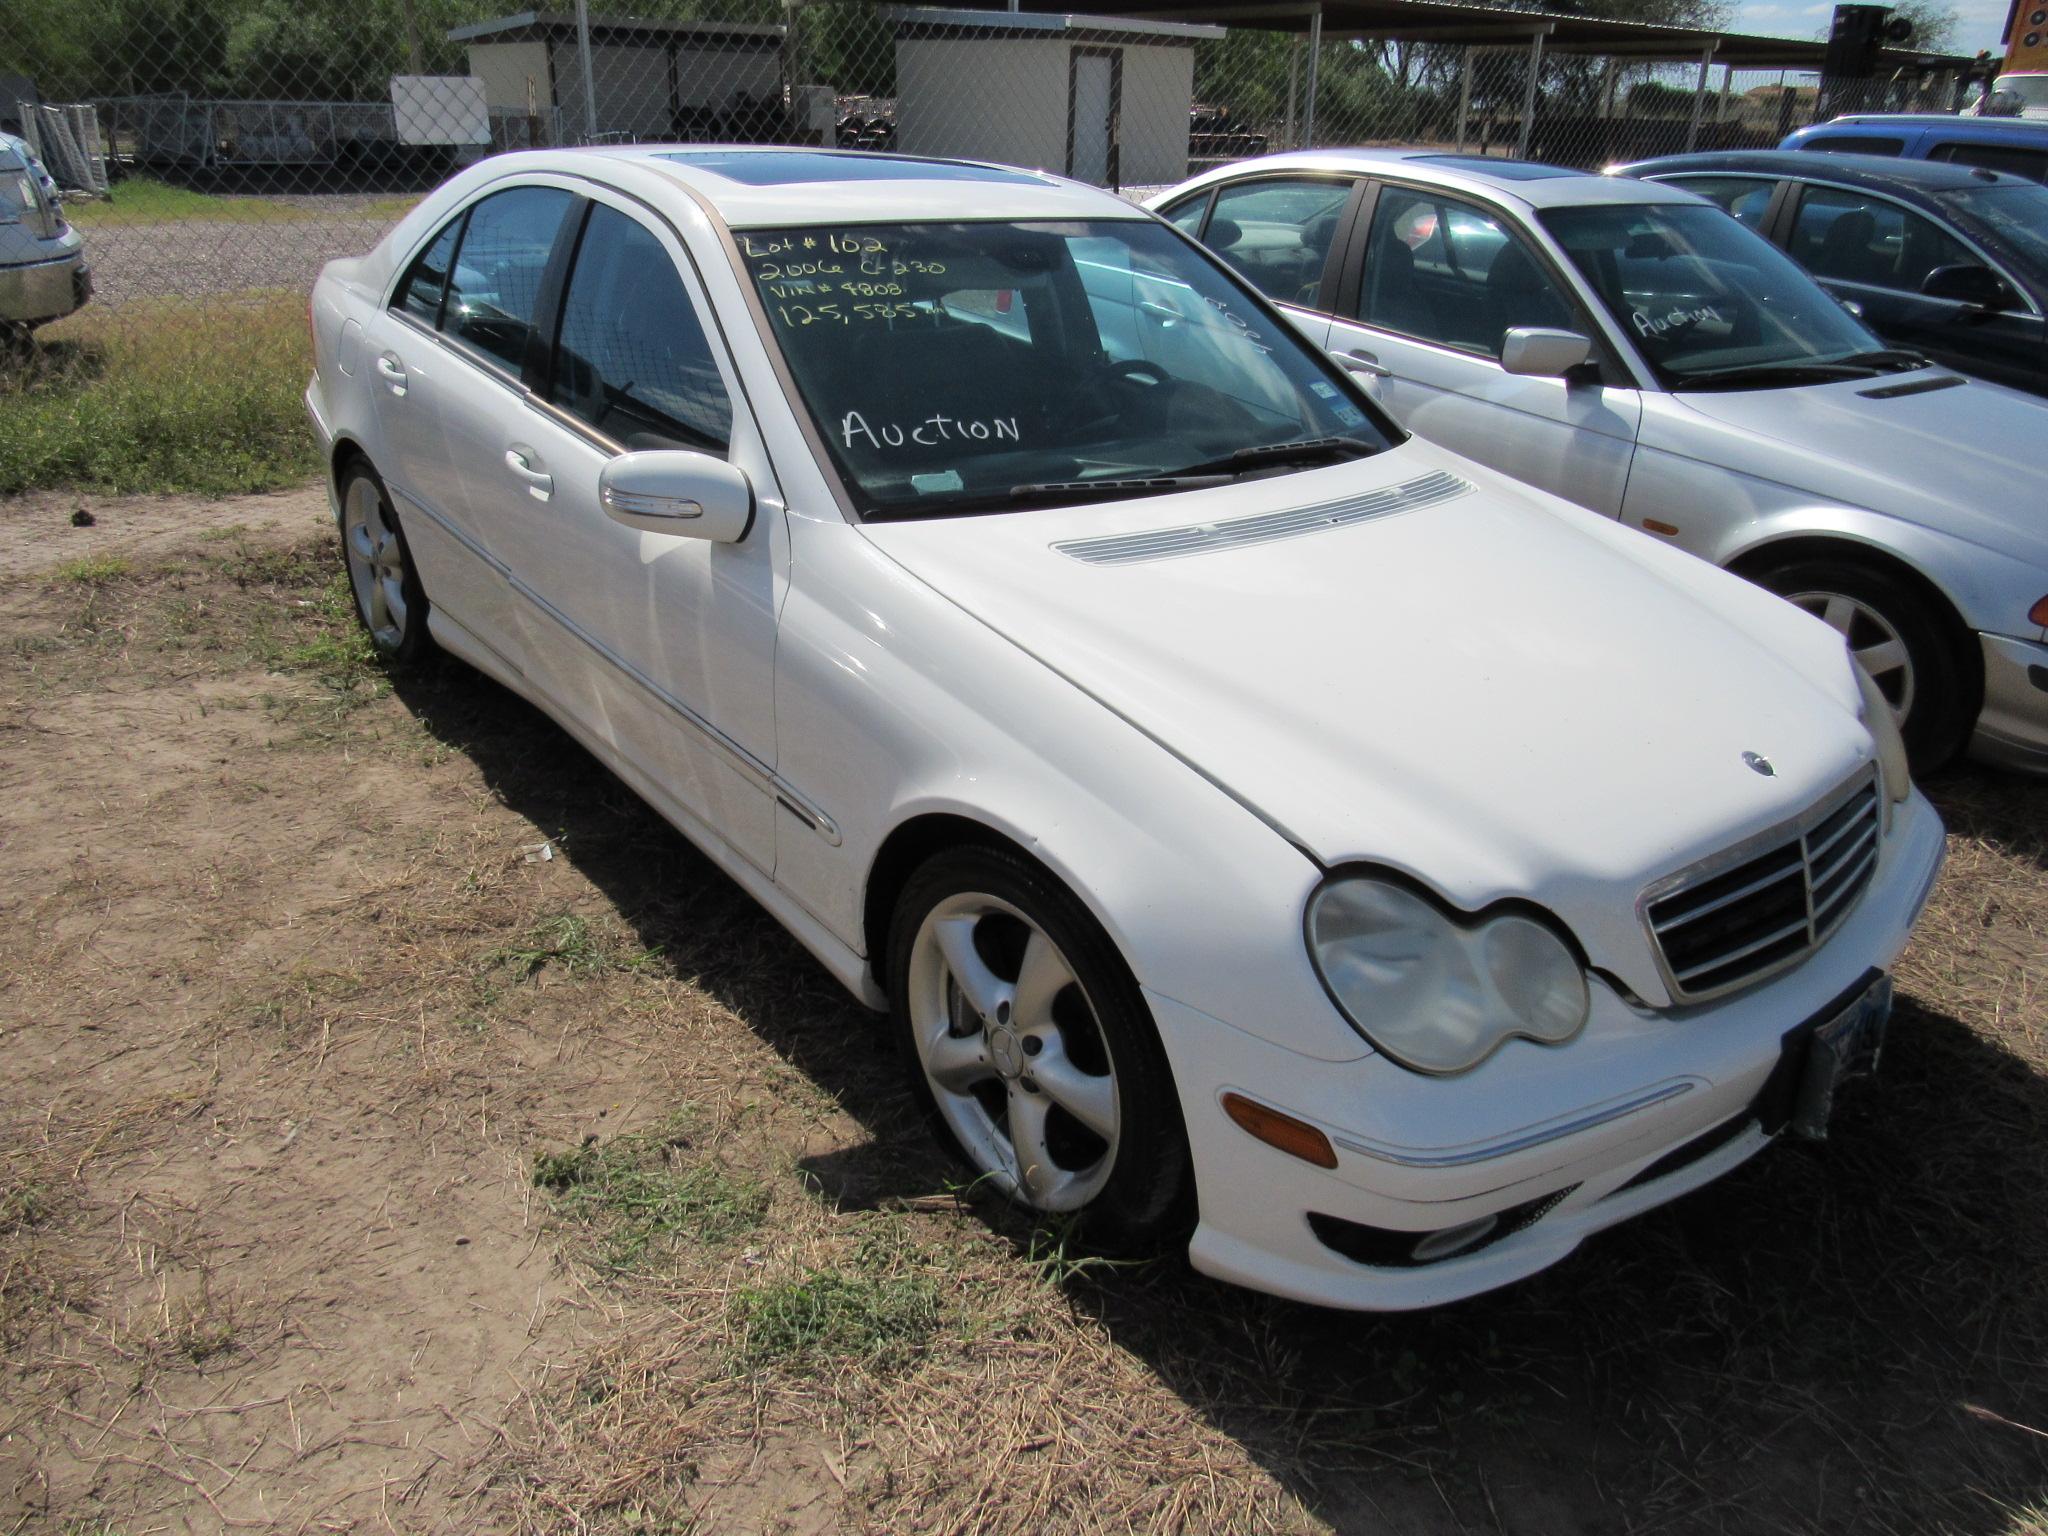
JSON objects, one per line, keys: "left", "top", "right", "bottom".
{"left": 1151, "top": 150, "right": 2048, "bottom": 777}
{"left": 306, "top": 147, "right": 1943, "bottom": 1311}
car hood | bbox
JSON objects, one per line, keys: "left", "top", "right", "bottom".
{"left": 861, "top": 441, "right": 1877, "bottom": 1004}
{"left": 1652, "top": 372, "right": 2048, "bottom": 567}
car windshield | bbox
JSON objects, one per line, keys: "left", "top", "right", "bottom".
{"left": 1937, "top": 181, "right": 2048, "bottom": 275}
{"left": 739, "top": 218, "right": 1397, "bottom": 518}
{"left": 1540, "top": 201, "right": 1885, "bottom": 389}
{"left": 0, "top": 150, "right": 28, "bottom": 224}
{"left": 1992, "top": 74, "right": 2048, "bottom": 108}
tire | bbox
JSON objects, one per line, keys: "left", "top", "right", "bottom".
{"left": 888, "top": 844, "right": 1194, "bottom": 1253}
{"left": 337, "top": 459, "right": 433, "bottom": 666}
{"left": 1752, "top": 554, "right": 1970, "bottom": 775}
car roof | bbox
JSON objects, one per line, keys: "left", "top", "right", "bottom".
{"left": 579, "top": 144, "right": 1142, "bottom": 226}
{"left": 1177, "top": 148, "right": 1702, "bottom": 210}
{"left": 1789, "top": 114, "right": 2048, "bottom": 146}
{"left": 1614, "top": 149, "right": 2026, "bottom": 194}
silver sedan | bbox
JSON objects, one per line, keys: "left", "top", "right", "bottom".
{"left": 1151, "top": 150, "right": 2048, "bottom": 775}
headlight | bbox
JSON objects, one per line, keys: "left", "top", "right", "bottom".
{"left": 1853, "top": 661, "right": 1911, "bottom": 824}
{"left": 1306, "top": 875, "right": 1590, "bottom": 1075}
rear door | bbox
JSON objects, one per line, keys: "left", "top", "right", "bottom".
{"left": 1325, "top": 181, "right": 1641, "bottom": 515}
{"left": 1783, "top": 179, "right": 2045, "bottom": 389}
{"left": 364, "top": 181, "right": 580, "bottom": 663}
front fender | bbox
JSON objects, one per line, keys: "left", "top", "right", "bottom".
{"left": 770, "top": 513, "right": 1370, "bottom": 1064}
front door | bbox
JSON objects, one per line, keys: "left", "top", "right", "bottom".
{"left": 490, "top": 198, "right": 783, "bottom": 872}
{"left": 1069, "top": 50, "right": 1120, "bottom": 186}
{"left": 1326, "top": 183, "right": 1642, "bottom": 515}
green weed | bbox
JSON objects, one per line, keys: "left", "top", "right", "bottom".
{"left": 51, "top": 554, "right": 129, "bottom": 586}
{"left": 729, "top": 1237, "right": 942, "bottom": 1370}
{"left": 534, "top": 1125, "right": 770, "bottom": 1271}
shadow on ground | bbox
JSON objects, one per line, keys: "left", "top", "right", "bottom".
{"left": 394, "top": 662, "right": 2048, "bottom": 1535}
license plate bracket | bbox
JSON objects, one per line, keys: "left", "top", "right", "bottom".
{"left": 1788, "top": 974, "right": 1893, "bottom": 1140}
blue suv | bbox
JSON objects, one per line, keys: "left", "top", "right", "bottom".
{"left": 1779, "top": 114, "right": 2048, "bottom": 182}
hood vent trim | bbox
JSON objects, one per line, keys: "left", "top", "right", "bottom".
{"left": 1052, "top": 469, "right": 1471, "bottom": 567}
{"left": 1856, "top": 375, "right": 1966, "bottom": 400}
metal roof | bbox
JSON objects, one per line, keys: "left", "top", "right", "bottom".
{"left": 881, "top": 7, "right": 1224, "bottom": 40}
{"left": 447, "top": 11, "right": 784, "bottom": 45}
{"left": 1002, "top": 0, "right": 1972, "bottom": 69}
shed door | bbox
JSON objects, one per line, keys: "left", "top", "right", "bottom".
{"left": 1068, "top": 48, "right": 1121, "bottom": 186}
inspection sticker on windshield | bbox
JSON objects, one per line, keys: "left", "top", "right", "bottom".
{"left": 1310, "top": 381, "right": 1338, "bottom": 398}
{"left": 911, "top": 470, "right": 965, "bottom": 494}
{"left": 1334, "top": 404, "right": 1366, "bottom": 426}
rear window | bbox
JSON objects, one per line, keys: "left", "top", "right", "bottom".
{"left": 1801, "top": 135, "right": 1905, "bottom": 156}
{"left": 1931, "top": 141, "right": 2048, "bottom": 182}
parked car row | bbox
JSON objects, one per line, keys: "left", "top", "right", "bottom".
{"left": 1152, "top": 148, "right": 2048, "bottom": 781}
{"left": 310, "top": 144, "right": 1954, "bottom": 1312}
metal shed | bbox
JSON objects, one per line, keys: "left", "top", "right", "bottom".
{"left": 449, "top": 11, "right": 787, "bottom": 145}
{"left": 882, "top": 8, "right": 1223, "bottom": 187}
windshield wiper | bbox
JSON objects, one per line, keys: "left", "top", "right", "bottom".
{"left": 1673, "top": 359, "right": 1889, "bottom": 391}
{"left": 1172, "top": 436, "right": 1383, "bottom": 478}
{"left": 1837, "top": 347, "right": 1934, "bottom": 372}
{"left": 1002, "top": 474, "right": 1232, "bottom": 502}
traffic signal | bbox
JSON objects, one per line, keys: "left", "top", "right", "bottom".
{"left": 1824, "top": 4, "right": 1914, "bottom": 80}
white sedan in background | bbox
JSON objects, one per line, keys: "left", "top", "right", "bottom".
{"left": 307, "top": 147, "right": 1941, "bottom": 1311}
{"left": 1153, "top": 150, "right": 2048, "bottom": 775}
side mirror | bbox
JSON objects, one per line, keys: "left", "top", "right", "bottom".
{"left": 1500, "top": 326, "right": 1594, "bottom": 379}
{"left": 1920, "top": 262, "right": 2013, "bottom": 309}
{"left": 599, "top": 450, "right": 754, "bottom": 543}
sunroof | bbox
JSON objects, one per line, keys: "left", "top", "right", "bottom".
{"left": 1414, "top": 155, "right": 1583, "bottom": 181}
{"left": 657, "top": 150, "right": 1048, "bottom": 187}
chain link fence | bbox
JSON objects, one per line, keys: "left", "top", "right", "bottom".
{"left": 0, "top": 0, "right": 1976, "bottom": 488}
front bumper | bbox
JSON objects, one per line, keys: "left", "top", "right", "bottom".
{"left": 0, "top": 251, "right": 88, "bottom": 325}
{"left": 1969, "top": 632, "right": 2048, "bottom": 774}
{"left": 1155, "top": 788, "right": 1945, "bottom": 1311}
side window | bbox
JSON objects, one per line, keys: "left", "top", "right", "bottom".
{"left": 1802, "top": 135, "right": 1905, "bottom": 156}
{"left": 1358, "top": 186, "right": 1576, "bottom": 360}
{"left": 1663, "top": 175, "right": 1777, "bottom": 231}
{"left": 1932, "top": 141, "right": 2048, "bottom": 181}
{"left": 1789, "top": 185, "right": 1977, "bottom": 294}
{"left": 551, "top": 204, "right": 733, "bottom": 452}
{"left": 1160, "top": 194, "right": 1210, "bottom": 238}
{"left": 443, "top": 185, "right": 574, "bottom": 374}
{"left": 393, "top": 216, "right": 462, "bottom": 325}
{"left": 1203, "top": 177, "right": 1353, "bottom": 307}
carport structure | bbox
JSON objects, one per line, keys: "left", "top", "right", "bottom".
{"left": 1001, "top": 0, "right": 1973, "bottom": 159}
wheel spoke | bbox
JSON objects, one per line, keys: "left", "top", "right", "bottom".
{"left": 348, "top": 522, "right": 377, "bottom": 564}
{"left": 924, "top": 1028, "right": 994, "bottom": 1092}
{"left": 1820, "top": 595, "right": 1858, "bottom": 636}
{"left": 1855, "top": 637, "right": 1907, "bottom": 680}
{"left": 933, "top": 916, "right": 1012, "bottom": 1026}
{"left": 1030, "top": 1040, "right": 1117, "bottom": 1140}
{"left": 1011, "top": 929, "right": 1073, "bottom": 1032}
{"left": 1006, "top": 1083, "right": 1057, "bottom": 1202}
{"left": 383, "top": 577, "right": 409, "bottom": 634}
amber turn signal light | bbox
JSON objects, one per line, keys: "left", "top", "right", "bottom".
{"left": 1221, "top": 1093, "right": 1338, "bottom": 1169}
{"left": 2029, "top": 595, "right": 2048, "bottom": 628}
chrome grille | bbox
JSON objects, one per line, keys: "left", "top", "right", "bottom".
{"left": 1051, "top": 470, "right": 1470, "bottom": 566}
{"left": 1644, "top": 774, "right": 1882, "bottom": 1002}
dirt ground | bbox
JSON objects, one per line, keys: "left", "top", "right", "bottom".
{"left": 2, "top": 488, "right": 2046, "bottom": 1535}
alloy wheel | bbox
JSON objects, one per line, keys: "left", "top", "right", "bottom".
{"left": 905, "top": 892, "right": 1121, "bottom": 1212}
{"left": 1789, "top": 589, "right": 1914, "bottom": 726}
{"left": 342, "top": 475, "right": 411, "bottom": 652}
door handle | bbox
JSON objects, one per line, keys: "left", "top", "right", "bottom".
{"left": 375, "top": 353, "right": 408, "bottom": 396}
{"left": 1340, "top": 349, "right": 1391, "bottom": 378}
{"left": 505, "top": 447, "right": 553, "bottom": 499}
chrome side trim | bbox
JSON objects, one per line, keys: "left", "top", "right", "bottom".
{"left": 1330, "top": 1079, "right": 1698, "bottom": 1169}
{"left": 392, "top": 485, "right": 840, "bottom": 846}
{"left": 1052, "top": 469, "right": 1469, "bottom": 566}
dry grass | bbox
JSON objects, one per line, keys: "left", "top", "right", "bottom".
{"left": 0, "top": 520, "right": 2044, "bottom": 1533}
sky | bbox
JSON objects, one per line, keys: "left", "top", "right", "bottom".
{"left": 1728, "top": 0, "right": 2011, "bottom": 57}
